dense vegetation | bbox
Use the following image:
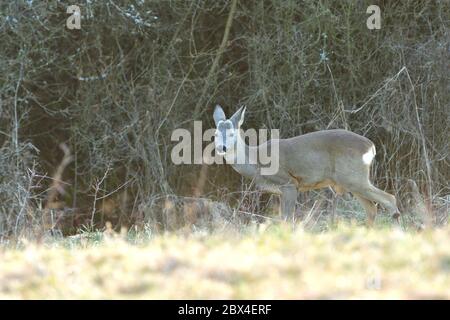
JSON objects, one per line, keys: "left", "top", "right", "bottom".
{"left": 0, "top": 1, "right": 448, "bottom": 238}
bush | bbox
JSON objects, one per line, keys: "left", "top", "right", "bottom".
{"left": 0, "top": 0, "right": 448, "bottom": 237}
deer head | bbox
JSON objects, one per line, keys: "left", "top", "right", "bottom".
{"left": 213, "top": 105, "right": 246, "bottom": 156}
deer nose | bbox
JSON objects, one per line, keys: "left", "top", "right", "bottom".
{"left": 217, "top": 145, "right": 226, "bottom": 153}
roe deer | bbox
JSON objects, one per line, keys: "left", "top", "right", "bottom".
{"left": 213, "top": 105, "right": 400, "bottom": 225}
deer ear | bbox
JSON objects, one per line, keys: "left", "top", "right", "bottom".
{"left": 213, "top": 105, "right": 226, "bottom": 126}
{"left": 231, "top": 106, "right": 246, "bottom": 128}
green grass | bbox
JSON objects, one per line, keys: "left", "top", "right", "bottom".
{"left": 0, "top": 222, "right": 449, "bottom": 299}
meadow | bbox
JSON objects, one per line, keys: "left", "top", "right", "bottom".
{"left": 1, "top": 219, "right": 449, "bottom": 299}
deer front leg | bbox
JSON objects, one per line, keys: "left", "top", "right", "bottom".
{"left": 280, "top": 185, "right": 297, "bottom": 222}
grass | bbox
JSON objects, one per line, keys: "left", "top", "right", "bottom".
{"left": 0, "top": 222, "right": 449, "bottom": 299}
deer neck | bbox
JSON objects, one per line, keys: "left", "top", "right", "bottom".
{"left": 226, "top": 131, "right": 259, "bottom": 179}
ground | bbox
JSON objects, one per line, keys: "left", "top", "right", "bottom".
{"left": 0, "top": 222, "right": 449, "bottom": 299}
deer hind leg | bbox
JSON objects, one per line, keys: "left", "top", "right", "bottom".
{"left": 354, "top": 194, "right": 377, "bottom": 226}
{"left": 336, "top": 163, "right": 400, "bottom": 223}
{"left": 356, "top": 185, "right": 400, "bottom": 221}
{"left": 280, "top": 185, "right": 297, "bottom": 222}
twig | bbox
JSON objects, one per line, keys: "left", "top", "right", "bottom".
{"left": 303, "top": 200, "right": 319, "bottom": 226}
{"left": 326, "top": 63, "right": 348, "bottom": 130}
{"left": 193, "top": 0, "right": 238, "bottom": 116}
{"left": 345, "top": 66, "right": 407, "bottom": 114}
{"left": 91, "top": 167, "right": 111, "bottom": 228}
{"left": 14, "top": 165, "right": 37, "bottom": 236}
{"left": 404, "top": 67, "right": 434, "bottom": 227}
{"left": 96, "top": 179, "right": 132, "bottom": 200}
{"left": 44, "top": 143, "right": 74, "bottom": 209}
{"left": 236, "top": 210, "right": 285, "bottom": 222}
{"left": 13, "top": 61, "right": 24, "bottom": 160}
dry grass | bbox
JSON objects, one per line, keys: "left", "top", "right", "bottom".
{"left": 1, "top": 224, "right": 449, "bottom": 299}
